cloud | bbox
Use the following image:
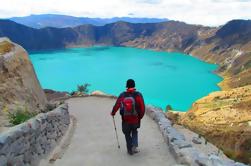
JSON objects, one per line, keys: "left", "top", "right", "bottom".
{"left": 0, "top": 0, "right": 250, "bottom": 26}
{"left": 134, "top": 0, "right": 162, "bottom": 4}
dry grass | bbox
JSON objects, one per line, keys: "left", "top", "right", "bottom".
{"left": 0, "top": 41, "right": 13, "bottom": 55}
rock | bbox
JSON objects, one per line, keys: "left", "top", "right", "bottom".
{"left": 150, "top": 108, "right": 166, "bottom": 123}
{"left": 91, "top": 90, "right": 106, "bottom": 95}
{"left": 173, "top": 139, "right": 192, "bottom": 149}
{"left": 44, "top": 89, "right": 69, "bottom": 102}
{"left": 0, "top": 155, "right": 7, "bottom": 165}
{"left": 23, "top": 151, "right": 32, "bottom": 163}
{"left": 176, "top": 85, "right": 251, "bottom": 164}
{"left": 234, "top": 162, "right": 248, "bottom": 166}
{"left": 10, "top": 137, "right": 27, "bottom": 155}
{"left": 0, "top": 56, "right": 4, "bottom": 70}
{"left": 30, "top": 153, "right": 39, "bottom": 166}
{"left": 28, "top": 119, "right": 41, "bottom": 131}
{"left": 166, "top": 127, "right": 186, "bottom": 143}
{"left": 192, "top": 137, "right": 202, "bottom": 144}
{"left": 173, "top": 147, "right": 209, "bottom": 166}
{"left": 208, "top": 155, "right": 235, "bottom": 166}
{"left": 0, "top": 38, "right": 48, "bottom": 129}
{"left": 12, "top": 155, "right": 24, "bottom": 166}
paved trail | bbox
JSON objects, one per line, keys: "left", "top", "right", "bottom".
{"left": 51, "top": 97, "right": 176, "bottom": 166}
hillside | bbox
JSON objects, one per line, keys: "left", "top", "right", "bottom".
{"left": 1, "top": 19, "right": 249, "bottom": 88}
{"left": 167, "top": 85, "right": 251, "bottom": 163}
{"left": 124, "top": 20, "right": 251, "bottom": 89}
{"left": 9, "top": 14, "right": 168, "bottom": 28}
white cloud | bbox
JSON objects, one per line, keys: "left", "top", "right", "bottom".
{"left": 0, "top": 0, "right": 250, "bottom": 26}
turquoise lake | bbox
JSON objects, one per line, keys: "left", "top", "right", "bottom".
{"left": 29, "top": 46, "right": 222, "bottom": 111}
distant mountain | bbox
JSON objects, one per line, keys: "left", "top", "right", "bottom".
{"left": 0, "top": 19, "right": 78, "bottom": 50}
{"left": 0, "top": 19, "right": 198, "bottom": 50}
{"left": 9, "top": 14, "right": 168, "bottom": 28}
{"left": 214, "top": 19, "right": 251, "bottom": 46}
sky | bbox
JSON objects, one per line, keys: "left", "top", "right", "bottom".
{"left": 0, "top": 0, "right": 250, "bottom": 26}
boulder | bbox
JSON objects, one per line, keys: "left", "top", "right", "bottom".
{"left": 192, "top": 137, "right": 202, "bottom": 144}
{"left": 91, "top": 90, "right": 106, "bottom": 95}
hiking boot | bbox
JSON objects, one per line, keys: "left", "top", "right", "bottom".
{"left": 127, "top": 149, "right": 133, "bottom": 155}
{"left": 132, "top": 146, "right": 140, "bottom": 153}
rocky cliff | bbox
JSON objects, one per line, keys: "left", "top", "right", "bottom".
{"left": 0, "top": 38, "right": 47, "bottom": 131}
{"left": 123, "top": 20, "right": 251, "bottom": 89}
{"left": 168, "top": 85, "right": 251, "bottom": 164}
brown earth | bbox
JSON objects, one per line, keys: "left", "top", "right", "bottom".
{"left": 167, "top": 85, "right": 251, "bottom": 164}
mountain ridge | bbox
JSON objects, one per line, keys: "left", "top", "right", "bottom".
{"left": 0, "top": 19, "right": 250, "bottom": 88}
{"left": 9, "top": 14, "right": 168, "bottom": 28}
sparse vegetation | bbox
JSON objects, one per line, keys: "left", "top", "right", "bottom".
{"left": 0, "top": 41, "right": 13, "bottom": 55}
{"left": 166, "top": 105, "right": 172, "bottom": 111}
{"left": 188, "top": 112, "right": 196, "bottom": 120}
{"left": 70, "top": 91, "right": 76, "bottom": 96}
{"left": 69, "top": 83, "right": 91, "bottom": 96}
{"left": 77, "top": 83, "right": 91, "bottom": 94}
{"left": 4, "top": 105, "right": 37, "bottom": 125}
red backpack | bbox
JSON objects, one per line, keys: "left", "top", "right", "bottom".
{"left": 121, "top": 92, "right": 139, "bottom": 123}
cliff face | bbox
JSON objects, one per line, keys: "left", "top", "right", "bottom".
{"left": 0, "top": 38, "right": 47, "bottom": 130}
{"left": 169, "top": 85, "right": 251, "bottom": 164}
{"left": 123, "top": 20, "right": 251, "bottom": 89}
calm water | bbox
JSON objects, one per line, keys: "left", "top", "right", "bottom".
{"left": 29, "top": 46, "right": 222, "bottom": 111}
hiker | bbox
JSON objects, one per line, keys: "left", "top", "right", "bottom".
{"left": 110, "top": 79, "right": 145, "bottom": 155}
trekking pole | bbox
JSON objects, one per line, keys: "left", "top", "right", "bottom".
{"left": 112, "top": 116, "right": 120, "bottom": 149}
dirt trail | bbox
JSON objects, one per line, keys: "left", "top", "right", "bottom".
{"left": 48, "top": 97, "right": 176, "bottom": 166}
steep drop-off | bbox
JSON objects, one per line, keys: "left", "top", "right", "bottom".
{"left": 0, "top": 38, "right": 47, "bottom": 131}
{"left": 168, "top": 85, "right": 251, "bottom": 164}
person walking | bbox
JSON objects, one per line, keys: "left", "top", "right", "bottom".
{"left": 111, "top": 79, "right": 145, "bottom": 155}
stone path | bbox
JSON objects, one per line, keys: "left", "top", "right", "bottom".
{"left": 48, "top": 97, "right": 176, "bottom": 166}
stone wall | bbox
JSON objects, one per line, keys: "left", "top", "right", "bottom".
{"left": 0, "top": 104, "right": 70, "bottom": 166}
{"left": 146, "top": 106, "right": 247, "bottom": 166}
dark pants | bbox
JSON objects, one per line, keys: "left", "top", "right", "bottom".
{"left": 122, "top": 121, "right": 139, "bottom": 152}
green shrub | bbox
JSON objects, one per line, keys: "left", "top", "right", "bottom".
{"left": 77, "top": 83, "right": 91, "bottom": 94}
{"left": 70, "top": 91, "right": 76, "bottom": 96}
{"left": 7, "top": 106, "right": 37, "bottom": 125}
